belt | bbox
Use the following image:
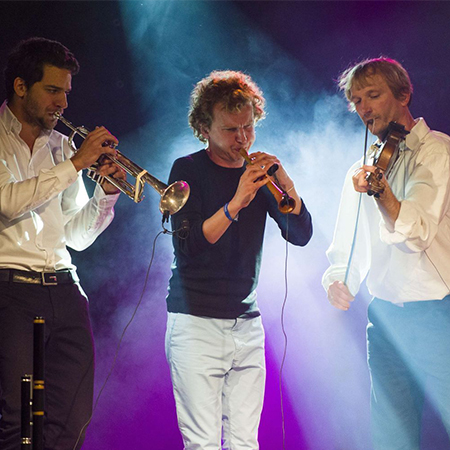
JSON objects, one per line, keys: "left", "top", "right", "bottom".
{"left": 0, "top": 269, "right": 75, "bottom": 286}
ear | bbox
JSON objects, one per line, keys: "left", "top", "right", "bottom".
{"left": 200, "top": 125, "right": 210, "bottom": 140}
{"left": 399, "top": 91, "right": 411, "bottom": 107}
{"left": 13, "top": 77, "right": 27, "bottom": 98}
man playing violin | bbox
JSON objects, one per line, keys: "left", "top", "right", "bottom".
{"left": 0, "top": 37, "right": 125, "bottom": 449}
{"left": 323, "top": 57, "right": 450, "bottom": 449}
{"left": 165, "top": 70, "right": 312, "bottom": 449}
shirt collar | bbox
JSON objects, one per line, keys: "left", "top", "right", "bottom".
{"left": 0, "top": 100, "right": 23, "bottom": 135}
{"left": 369, "top": 118, "right": 429, "bottom": 155}
{"left": 404, "top": 117, "right": 429, "bottom": 152}
{"left": 0, "top": 100, "right": 53, "bottom": 147}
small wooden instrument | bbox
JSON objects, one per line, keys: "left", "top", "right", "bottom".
{"left": 239, "top": 148, "right": 296, "bottom": 213}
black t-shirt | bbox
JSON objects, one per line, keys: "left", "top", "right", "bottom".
{"left": 166, "top": 149, "right": 312, "bottom": 319}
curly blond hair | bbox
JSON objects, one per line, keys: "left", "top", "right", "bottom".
{"left": 189, "top": 70, "right": 266, "bottom": 143}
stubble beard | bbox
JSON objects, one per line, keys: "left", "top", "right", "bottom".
{"left": 23, "top": 96, "right": 55, "bottom": 131}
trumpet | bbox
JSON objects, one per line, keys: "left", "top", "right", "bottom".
{"left": 239, "top": 148, "right": 296, "bottom": 214}
{"left": 53, "top": 113, "right": 190, "bottom": 216}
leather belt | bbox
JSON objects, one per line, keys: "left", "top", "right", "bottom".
{"left": 0, "top": 269, "right": 75, "bottom": 286}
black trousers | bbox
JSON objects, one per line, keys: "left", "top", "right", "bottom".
{"left": 0, "top": 280, "right": 94, "bottom": 450}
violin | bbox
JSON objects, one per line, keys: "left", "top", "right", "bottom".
{"left": 366, "top": 121, "right": 409, "bottom": 198}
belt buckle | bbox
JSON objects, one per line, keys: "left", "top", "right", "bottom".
{"left": 42, "top": 272, "right": 58, "bottom": 286}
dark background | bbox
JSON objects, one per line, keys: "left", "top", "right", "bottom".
{"left": 1, "top": 1, "right": 449, "bottom": 449}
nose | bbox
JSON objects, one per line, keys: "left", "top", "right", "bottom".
{"left": 56, "top": 92, "right": 68, "bottom": 110}
{"left": 359, "top": 98, "right": 372, "bottom": 116}
{"left": 236, "top": 127, "right": 248, "bottom": 143}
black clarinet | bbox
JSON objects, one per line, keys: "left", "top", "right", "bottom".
{"left": 32, "top": 317, "right": 45, "bottom": 450}
{"left": 21, "top": 317, "right": 45, "bottom": 449}
{"left": 20, "top": 375, "right": 32, "bottom": 449}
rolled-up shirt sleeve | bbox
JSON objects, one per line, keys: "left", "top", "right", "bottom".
{"left": 380, "top": 143, "right": 450, "bottom": 253}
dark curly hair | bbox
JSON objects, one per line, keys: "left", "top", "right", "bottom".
{"left": 5, "top": 37, "right": 79, "bottom": 102}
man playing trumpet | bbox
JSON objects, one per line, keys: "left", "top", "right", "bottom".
{"left": 0, "top": 37, "right": 124, "bottom": 449}
{"left": 165, "top": 70, "right": 312, "bottom": 449}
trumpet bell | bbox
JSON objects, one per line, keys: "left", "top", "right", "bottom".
{"left": 160, "top": 181, "right": 190, "bottom": 215}
{"left": 53, "top": 112, "right": 190, "bottom": 215}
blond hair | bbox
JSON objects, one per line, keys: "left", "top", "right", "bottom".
{"left": 338, "top": 57, "right": 413, "bottom": 111}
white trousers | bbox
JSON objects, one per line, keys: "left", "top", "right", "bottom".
{"left": 165, "top": 312, "right": 266, "bottom": 450}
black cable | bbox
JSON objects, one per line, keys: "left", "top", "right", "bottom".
{"left": 279, "top": 214, "right": 289, "bottom": 450}
{"left": 72, "top": 228, "right": 165, "bottom": 450}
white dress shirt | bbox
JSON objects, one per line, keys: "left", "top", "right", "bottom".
{"left": 0, "top": 101, "right": 119, "bottom": 272}
{"left": 323, "top": 118, "right": 450, "bottom": 304}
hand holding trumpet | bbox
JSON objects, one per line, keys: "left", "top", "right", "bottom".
{"left": 69, "top": 126, "right": 126, "bottom": 194}
{"left": 70, "top": 126, "right": 117, "bottom": 171}
{"left": 55, "top": 113, "right": 189, "bottom": 211}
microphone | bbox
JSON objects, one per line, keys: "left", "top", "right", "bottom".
{"left": 178, "top": 219, "right": 190, "bottom": 239}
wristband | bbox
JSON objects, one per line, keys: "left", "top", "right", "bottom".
{"left": 224, "top": 202, "right": 238, "bottom": 222}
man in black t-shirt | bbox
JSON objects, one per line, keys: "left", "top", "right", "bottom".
{"left": 165, "top": 70, "right": 312, "bottom": 449}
